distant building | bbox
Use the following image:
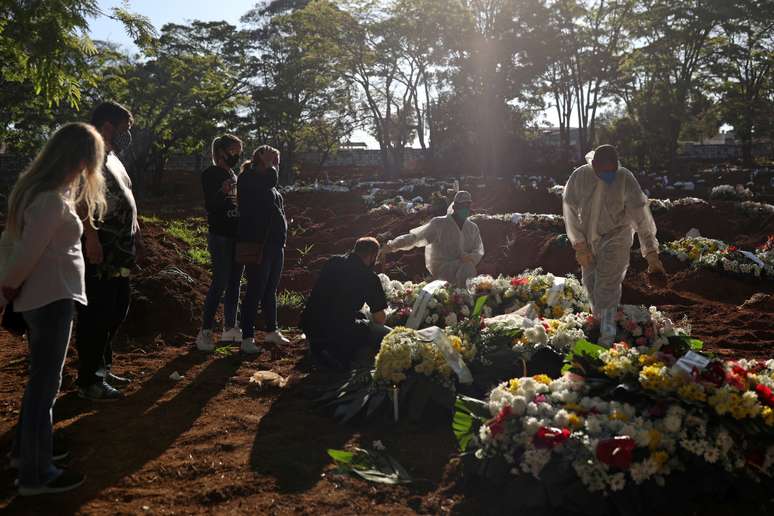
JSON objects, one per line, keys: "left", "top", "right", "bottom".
{"left": 678, "top": 129, "right": 772, "bottom": 160}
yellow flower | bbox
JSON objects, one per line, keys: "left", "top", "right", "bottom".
{"left": 532, "top": 374, "right": 551, "bottom": 385}
{"left": 567, "top": 412, "right": 584, "bottom": 429}
{"left": 609, "top": 410, "right": 629, "bottom": 422}
{"left": 648, "top": 429, "right": 662, "bottom": 450}
{"left": 677, "top": 383, "right": 707, "bottom": 402}
{"left": 651, "top": 451, "right": 669, "bottom": 469}
{"left": 763, "top": 407, "right": 774, "bottom": 427}
{"left": 508, "top": 379, "right": 521, "bottom": 393}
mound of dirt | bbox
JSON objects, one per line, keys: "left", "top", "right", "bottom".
{"left": 121, "top": 224, "right": 209, "bottom": 344}
{"left": 653, "top": 201, "right": 773, "bottom": 248}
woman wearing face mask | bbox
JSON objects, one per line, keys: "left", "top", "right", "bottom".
{"left": 1, "top": 123, "right": 107, "bottom": 495}
{"left": 196, "top": 134, "right": 245, "bottom": 351}
{"left": 382, "top": 190, "right": 485, "bottom": 288}
{"left": 236, "top": 145, "right": 290, "bottom": 353}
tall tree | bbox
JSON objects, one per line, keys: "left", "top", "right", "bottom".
{"left": 712, "top": 0, "right": 774, "bottom": 165}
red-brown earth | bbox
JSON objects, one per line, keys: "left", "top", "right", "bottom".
{"left": 0, "top": 170, "right": 772, "bottom": 514}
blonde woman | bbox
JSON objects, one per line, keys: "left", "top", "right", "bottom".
{"left": 1, "top": 123, "right": 106, "bottom": 496}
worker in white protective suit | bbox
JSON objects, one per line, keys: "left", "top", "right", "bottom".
{"left": 382, "top": 190, "right": 484, "bottom": 287}
{"left": 562, "top": 145, "right": 666, "bottom": 346}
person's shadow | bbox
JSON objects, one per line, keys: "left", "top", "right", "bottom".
{"left": 0, "top": 349, "right": 241, "bottom": 514}
{"left": 248, "top": 351, "right": 458, "bottom": 496}
{"left": 248, "top": 353, "right": 354, "bottom": 493}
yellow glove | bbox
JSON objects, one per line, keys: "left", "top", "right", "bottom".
{"left": 574, "top": 242, "right": 594, "bottom": 269}
{"left": 646, "top": 251, "right": 666, "bottom": 275}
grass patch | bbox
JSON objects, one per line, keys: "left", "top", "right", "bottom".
{"left": 278, "top": 290, "right": 305, "bottom": 310}
{"left": 139, "top": 214, "right": 163, "bottom": 224}
{"left": 164, "top": 217, "right": 210, "bottom": 266}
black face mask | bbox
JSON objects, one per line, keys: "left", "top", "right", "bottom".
{"left": 224, "top": 153, "right": 240, "bottom": 168}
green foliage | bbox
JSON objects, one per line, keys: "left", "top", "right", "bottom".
{"left": 327, "top": 447, "right": 413, "bottom": 485}
{"left": 164, "top": 218, "right": 210, "bottom": 266}
{"left": 277, "top": 290, "right": 306, "bottom": 310}
{"left": 3, "top": 0, "right": 774, "bottom": 178}
{"left": 453, "top": 395, "right": 490, "bottom": 452}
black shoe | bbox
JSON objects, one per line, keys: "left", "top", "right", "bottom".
{"left": 18, "top": 469, "right": 85, "bottom": 496}
{"left": 7, "top": 436, "right": 69, "bottom": 470}
{"left": 97, "top": 367, "right": 131, "bottom": 388}
{"left": 105, "top": 371, "right": 131, "bottom": 388}
{"left": 78, "top": 381, "right": 124, "bottom": 402}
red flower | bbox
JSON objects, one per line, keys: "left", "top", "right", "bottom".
{"left": 747, "top": 449, "right": 765, "bottom": 468}
{"left": 511, "top": 277, "right": 529, "bottom": 287}
{"left": 700, "top": 361, "right": 726, "bottom": 387}
{"left": 726, "top": 246, "right": 738, "bottom": 253}
{"left": 489, "top": 405, "right": 512, "bottom": 437}
{"left": 726, "top": 364, "right": 749, "bottom": 391}
{"left": 596, "top": 437, "right": 636, "bottom": 470}
{"left": 755, "top": 384, "right": 774, "bottom": 408}
{"left": 533, "top": 426, "right": 571, "bottom": 449}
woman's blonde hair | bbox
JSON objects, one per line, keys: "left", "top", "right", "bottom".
{"left": 241, "top": 145, "right": 278, "bottom": 173}
{"left": 7, "top": 122, "right": 108, "bottom": 237}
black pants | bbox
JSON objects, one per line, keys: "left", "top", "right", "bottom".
{"left": 75, "top": 271, "right": 131, "bottom": 388}
{"left": 309, "top": 321, "right": 391, "bottom": 369}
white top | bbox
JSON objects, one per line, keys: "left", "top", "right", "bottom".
{"left": 388, "top": 214, "right": 485, "bottom": 287}
{"left": 1, "top": 189, "right": 86, "bottom": 312}
{"left": 562, "top": 164, "right": 659, "bottom": 257}
{"left": 106, "top": 152, "right": 139, "bottom": 235}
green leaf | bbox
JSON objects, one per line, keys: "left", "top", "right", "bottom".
{"left": 668, "top": 335, "right": 704, "bottom": 351}
{"left": 453, "top": 396, "right": 488, "bottom": 451}
{"left": 327, "top": 449, "right": 354, "bottom": 464}
{"left": 562, "top": 338, "right": 606, "bottom": 374}
{"left": 328, "top": 447, "right": 412, "bottom": 485}
{"left": 472, "top": 295, "right": 489, "bottom": 319}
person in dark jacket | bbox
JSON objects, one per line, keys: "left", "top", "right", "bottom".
{"left": 196, "top": 134, "right": 244, "bottom": 352}
{"left": 237, "top": 145, "right": 289, "bottom": 353}
{"left": 301, "top": 237, "right": 391, "bottom": 369}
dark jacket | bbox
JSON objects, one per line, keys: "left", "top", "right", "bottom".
{"left": 237, "top": 166, "right": 287, "bottom": 246}
{"left": 201, "top": 165, "right": 239, "bottom": 238}
{"left": 301, "top": 253, "right": 388, "bottom": 339}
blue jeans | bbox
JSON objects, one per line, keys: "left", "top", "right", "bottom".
{"left": 240, "top": 244, "right": 284, "bottom": 339}
{"left": 12, "top": 299, "right": 75, "bottom": 488}
{"left": 201, "top": 234, "right": 244, "bottom": 330}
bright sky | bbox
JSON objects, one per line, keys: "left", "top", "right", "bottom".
{"left": 88, "top": 0, "right": 564, "bottom": 148}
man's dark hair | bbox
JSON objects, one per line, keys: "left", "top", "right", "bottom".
{"left": 593, "top": 144, "right": 618, "bottom": 165}
{"left": 90, "top": 101, "right": 134, "bottom": 128}
{"left": 353, "top": 237, "right": 380, "bottom": 258}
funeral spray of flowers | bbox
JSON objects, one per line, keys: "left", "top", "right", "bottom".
{"left": 663, "top": 236, "right": 774, "bottom": 279}
{"left": 322, "top": 326, "right": 477, "bottom": 423}
{"left": 467, "top": 270, "right": 590, "bottom": 319}
{"left": 379, "top": 271, "right": 590, "bottom": 329}
{"left": 452, "top": 298, "right": 774, "bottom": 512}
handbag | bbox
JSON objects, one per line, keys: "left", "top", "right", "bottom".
{"left": 236, "top": 210, "right": 273, "bottom": 265}
{"left": 1, "top": 303, "right": 27, "bottom": 337}
{"left": 236, "top": 241, "right": 264, "bottom": 265}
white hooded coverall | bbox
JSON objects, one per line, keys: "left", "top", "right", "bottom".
{"left": 562, "top": 164, "right": 659, "bottom": 324}
{"left": 388, "top": 213, "right": 485, "bottom": 288}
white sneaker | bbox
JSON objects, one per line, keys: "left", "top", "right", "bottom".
{"left": 240, "top": 338, "right": 263, "bottom": 354}
{"left": 196, "top": 329, "right": 215, "bottom": 352}
{"left": 265, "top": 331, "right": 290, "bottom": 345}
{"left": 221, "top": 327, "right": 242, "bottom": 343}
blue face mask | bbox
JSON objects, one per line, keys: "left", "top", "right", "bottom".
{"left": 455, "top": 207, "right": 470, "bottom": 220}
{"left": 598, "top": 170, "right": 616, "bottom": 185}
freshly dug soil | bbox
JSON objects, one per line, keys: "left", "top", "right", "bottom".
{"left": 0, "top": 170, "right": 772, "bottom": 515}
